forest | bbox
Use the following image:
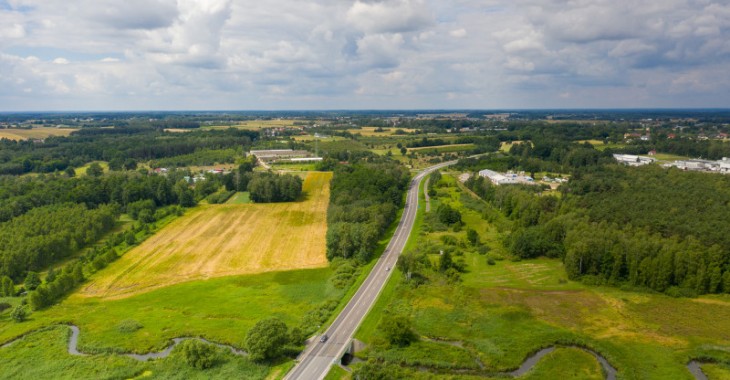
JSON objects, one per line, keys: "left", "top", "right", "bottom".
{"left": 464, "top": 156, "right": 730, "bottom": 296}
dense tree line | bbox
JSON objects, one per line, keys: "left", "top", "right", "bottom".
{"left": 0, "top": 170, "right": 197, "bottom": 223}
{"left": 326, "top": 159, "right": 410, "bottom": 262}
{"left": 248, "top": 173, "right": 303, "bottom": 203}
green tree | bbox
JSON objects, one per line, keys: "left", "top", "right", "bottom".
{"left": 379, "top": 313, "right": 418, "bottom": 347}
{"left": 245, "top": 317, "right": 289, "bottom": 362}
{"left": 439, "top": 251, "right": 453, "bottom": 273}
{"left": 24, "top": 271, "right": 41, "bottom": 291}
{"left": 400, "top": 147, "right": 407, "bottom": 156}
{"left": 0, "top": 276, "right": 14, "bottom": 297}
{"left": 86, "top": 162, "right": 103, "bottom": 177}
{"left": 466, "top": 228, "right": 479, "bottom": 246}
{"left": 29, "top": 286, "right": 50, "bottom": 310}
{"left": 10, "top": 305, "right": 27, "bottom": 322}
{"left": 437, "top": 204, "right": 461, "bottom": 225}
{"left": 178, "top": 340, "right": 217, "bottom": 369}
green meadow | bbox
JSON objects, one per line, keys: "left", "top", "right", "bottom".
{"left": 344, "top": 172, "right": 730, "bottom": 380}
{"left": 0, "top": 267, "right": 338, "bottom": 379}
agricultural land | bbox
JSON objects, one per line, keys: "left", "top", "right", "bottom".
{"left": 81, "top": 171, "right": 331, "bottom": 299}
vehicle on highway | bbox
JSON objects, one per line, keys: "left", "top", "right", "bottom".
{"left": 386, "top": 266, "right": 390, "bottom": 271}
{"left": 320, "top": 334, "right": 328, "bottom": 343}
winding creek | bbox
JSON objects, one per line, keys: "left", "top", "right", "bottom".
{"left": 3, "top": 324, "right": 247, "bottom": 362}
{"left": 0, "top": 324, "right": 717, "bottom": 379}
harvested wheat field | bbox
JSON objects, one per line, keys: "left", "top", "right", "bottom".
{"left": 0, "top": 127, "right": 78, "bottom": 140}
{"left": 81, "top": 171, "right": 332, "bottom": 299}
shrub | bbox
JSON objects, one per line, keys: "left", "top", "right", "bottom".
{"left": 0, "top": 302, "right": 11, "bottom": 313}
{"left": 178, "top": 340, "right": 217, "bottom": 369}
{"left": 379, "top": 313, "right": 418, "bottom": 347}
{"left": 116, "top": 319, "right": 143, "bottom": 333}
{"left": 10, "top": 305, "right": 27, "bottom": 322}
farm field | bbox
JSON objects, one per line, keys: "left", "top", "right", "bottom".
{"left": 80, "top": 171, "right": 332, "bottom": 299}
{"left": 345, "top": 172, "right": 730, "bottom": 380}
{"left": 0, "top": 127, "right": 78, "bottom": 140}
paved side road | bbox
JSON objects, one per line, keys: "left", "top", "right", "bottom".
{"left": 284, "top": 161, "right": 456, "bottom": 380}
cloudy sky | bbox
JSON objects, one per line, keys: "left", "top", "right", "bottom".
{"left": 1, "top": 0, "right": 729, "bottom": 111}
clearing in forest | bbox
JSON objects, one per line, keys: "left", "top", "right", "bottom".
{"left": 80, "top": 171, "right": 332, "bottom": 299}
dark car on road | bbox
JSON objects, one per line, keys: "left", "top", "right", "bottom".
{"left": 320, "top": 334, "right": 328, "bottom": 343}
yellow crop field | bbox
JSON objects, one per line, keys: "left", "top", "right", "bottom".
{"left": 80, "top": 172, "right": 332, "bottom": 299}
{"left": 0, "top": 127, "right": 78, "bottom": 140}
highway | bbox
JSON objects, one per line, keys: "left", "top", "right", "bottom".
{"left": 284, "top": 160, "right": 456, "bottom": 380}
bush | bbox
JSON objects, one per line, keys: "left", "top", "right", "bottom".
{"left": 116, "top": 319, "right": 143, "bottom": 333}
{"left": 178, "top": 340, "right": 218, "bottom": 369}
{"left": 10, "top": 305, "right": 27, "bottom": 322}
{"left": 0, "top": 302, "right": 11, "bottom": 313}
{"left": 379, "top": 313, "right": 418, "bottom": 347}
{"left": 665, "top": 286, "right": 698, "bottom": 298}
{"left": 477, "top": 244, "right": 491, "bottom": 255}
{"left": 487, "top": 258, "right": 496, "bottom": 265}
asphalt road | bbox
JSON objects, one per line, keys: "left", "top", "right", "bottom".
{"left": 284, "top": 160, "right": 456, "bottom": 380}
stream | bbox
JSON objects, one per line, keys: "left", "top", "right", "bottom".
{"left": 0, "top": 325, "right": 716, "bottom": 378}
{"left": 508, "top": 346, "right": 617, "bottom": 379}
{"left": 4, "top": 324, "right": 247, "bottom": 361}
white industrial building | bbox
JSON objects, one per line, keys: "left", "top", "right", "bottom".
{"left": 478, "top": 169, "right": 534, "bottom": 185}
{"left": 613, "top": 154, "right": 656, "bottom": 166}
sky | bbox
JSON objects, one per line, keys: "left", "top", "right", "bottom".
{"left": 0, "top": 0, "right": 729, "bottom": 111}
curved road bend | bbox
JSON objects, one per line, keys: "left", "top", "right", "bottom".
{"left": 285, "top": 160, "right": 456, "bottom": 380}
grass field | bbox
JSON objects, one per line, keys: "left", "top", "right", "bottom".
{"left": 0, "top": 266, "right": 334, "bottom": 380}
{"left": 74, "top": 161, "right": 109, "bottom": 176}
{"left": 408, "top": 143, "right": 475, "bottom": 153}
{"left": 80, "top": 172, "right": 332, "bottom": 299}
{"left": 0, "top": 127, "right": 78, "bottom": 140}
{"left": 344, "top": 172, "right": 730, "bottom": 380}
{"left": 643, "top": 152, "right": 691, "bottom": 162}
{"left": 204, "top": 120, "right": 300, "bottom": 131}
{"left": 226, "top": 192, "right": 251, "bottom": 204}
{"left": 345, "top": 127, "right": 417, "bottom": 136}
